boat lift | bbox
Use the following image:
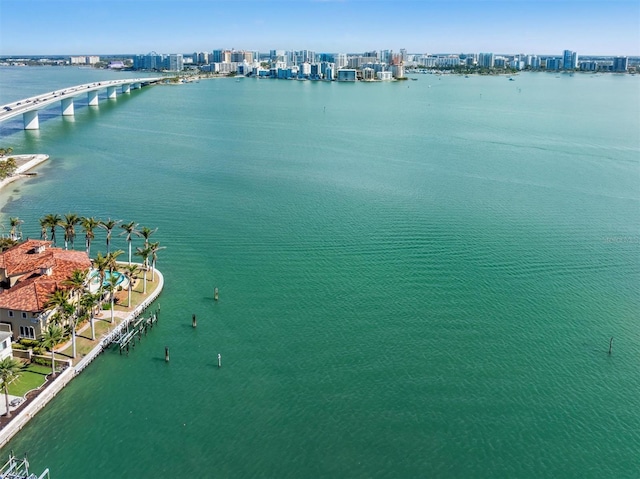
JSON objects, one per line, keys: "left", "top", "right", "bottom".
{"left": 112, "top": 309, "right": 159, "bottom": 355}
{"left": 0, "top": 452, "right": 50, "bottom": 479}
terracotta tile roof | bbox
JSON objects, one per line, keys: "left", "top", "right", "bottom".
{"left": 0, "top": 240, "right": 53, "bottom": 276}
{"left": 0, "top": 241, "right": 91, "bottom": 313}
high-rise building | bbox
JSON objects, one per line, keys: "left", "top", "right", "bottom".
{"left": 168, "top": 54, "right": 184, "bottom": 71}
{"left": 579, "top": 61, "right": 598, "bottom": 71}
{"left": 211, "top": 49, "right": 231, "bottom": 63}
{"left": 69, "top": 56, "right": 100, "bottom": 65}
{"left": 133, "top": 52, "right": 164, "bottom": 70}
{"left": 193, "top": 52, "right": 209, "bottom": 64}
{"left": 320, "top": 62, "right": 335, "bottom": 79}
{"left": 391, "top": 64, "right": 405, "bottom": 78}
{"left": 478, "top": 53, "right": 494, "bottom": 68}
{"left": 562, "top": 50, "right": 578, "bottom": 70}
{"left": 529, "top": 55, "right": 541, "bottom": 70}
{"left": 335, "top": 53, "right": 348, "bottom": 69}
{"left": 546, "top": 58, "right": 561, "bottom": 70}
{"left": 230, "top": 50, "right": 252, "bottom": 63}
{"left": 299, "top": 62, "right": 311, "bottom": 77}
{"left": 613, "top": 56, "right": 629, "bottom": 72}
{"left": 379, "top": 50, "right": 392, "bottom": 64}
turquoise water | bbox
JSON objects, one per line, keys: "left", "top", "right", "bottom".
{"left": 0, "top": 67, "right": 639, "bottom": 478}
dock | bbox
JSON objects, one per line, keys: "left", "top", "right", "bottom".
{"left": 110, "top": 310, "right": 160, "bottom": 355}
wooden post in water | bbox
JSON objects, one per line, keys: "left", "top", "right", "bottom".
{"left": 217, "top": 353, "right": 221, "bottom": 368}
{"left": 609, "top": 337, "right": 613, "bottom": 355}
{"left": 214, "top": 288, "right": 219, "bottom": 301}
{"left": 192, "top": 314, "right": 197, "bottom": 328}
{"left": 165, "top": 346, "right": 170, "bottom": 362}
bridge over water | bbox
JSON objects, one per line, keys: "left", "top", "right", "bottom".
{"left": 0, "top": 77, "right": 163, "bottom": 130}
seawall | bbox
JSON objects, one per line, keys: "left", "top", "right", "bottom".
{"left": 0, "top": 266, "right": 164, "bottom": 449}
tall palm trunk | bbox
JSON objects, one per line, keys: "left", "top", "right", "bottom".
{"left": 143, "top": 269, "right": 147, "bottom": 294}
{"left": 3, "top": 384, "right": 10, "bottom": 418}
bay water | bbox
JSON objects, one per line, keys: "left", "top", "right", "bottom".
{"left": 0, "top": 67, "right": 638, "bottom": 478}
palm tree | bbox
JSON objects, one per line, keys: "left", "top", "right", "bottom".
{"left": 134, "top": 246, "right": 151, "bottom": 294}
{"left": 104, "top": 275, "right": 120, "bottom": 323}
{"left": 80, "top": 292, "right": 100, "bottom": 340}
{"left": 119, "top": 221, "right": 138, "bottom": 264}
{"left": 99, "top": 218, "right": 121, "bottom": 254}
{"left": 62, "top": 268, "right": 88, "bottom": 342}
{"left": 9, "top": 217, "right": 23, "bottom": 241}
{"left": 44, "top": 288, "right": 70, "bottom": 318}
{"left": 136, "top": 226, "right": 157, "bottom": 248}
{"left": 0, "top": 147, "right": 13, "bottom": 157}
{"left": 62, "top": 268, "right": 87, "bottom": 300}
{"left": 81, "top": 217, "right": 100, "bottom": 256}
{"left": 105, "top": 249, "right": 124, "bottom": 275}
{"left": 39, "top": 217, "right": 48, "bottom": 241}
{"left": 44, "top": 289, "right": 77, "bottom": 357}
{"left": 122, "top": 264, "right": 139, "bottom": 308}
{"left": 93, "top": 252, "right": 109, "bottom": 302}
{"left": 0, "top": 357, "right": 22, "bottom": 418}
{"left": 42, "top": 214, "right": 62, "bottom": 246}
{"left": 41, "top": 324, "right": 64, "bottom": 376}
{"left": 148, "top": 242, "right": 166, "bottom": 281}
{"left": 60, "top": 213, "right": 80, "bottom": 250}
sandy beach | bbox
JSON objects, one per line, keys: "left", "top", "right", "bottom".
{"left": 0, "top": 154, "right": 49, "bottom": 192}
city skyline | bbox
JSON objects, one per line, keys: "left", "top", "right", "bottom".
{"left": 1, "top": 0, "right": 638, "bottom": 57}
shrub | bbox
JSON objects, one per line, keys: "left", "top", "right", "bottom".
{"left": 19, "top": 338, "right": 40, "bottom": 348}
{"left": 33, "top": 357, "right": 50, "bottom": 367}
{"left": 11, "top": 343, "right": 27, "bottom": 350}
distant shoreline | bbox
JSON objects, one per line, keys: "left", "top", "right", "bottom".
{"left": 0, "top": 154, "right": 49, "bottom": 193}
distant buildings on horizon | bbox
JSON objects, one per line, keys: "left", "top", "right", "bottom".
{"left": 1, "top": 49, "right": 635, "bottom": 79}
{"left": 133, "top": 48, "right": 633, "bottom": 80}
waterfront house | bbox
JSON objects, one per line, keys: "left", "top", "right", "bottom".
{"left": 0, "top": 240, "right": 91, "bottom": 340}
{"left": 0, "top": 331, "right": 12, "bottom": 361}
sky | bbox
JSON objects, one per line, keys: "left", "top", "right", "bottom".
{"left": 0, "top": 0, "right": 638, "bottom": 56}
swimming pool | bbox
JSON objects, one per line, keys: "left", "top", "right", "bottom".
{"left": 88, "top": 269, "right": 129, "bottom": 292}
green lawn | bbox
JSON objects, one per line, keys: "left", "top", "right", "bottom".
{"left": 7, "top": 363, "right": 51, "bottom": 397}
